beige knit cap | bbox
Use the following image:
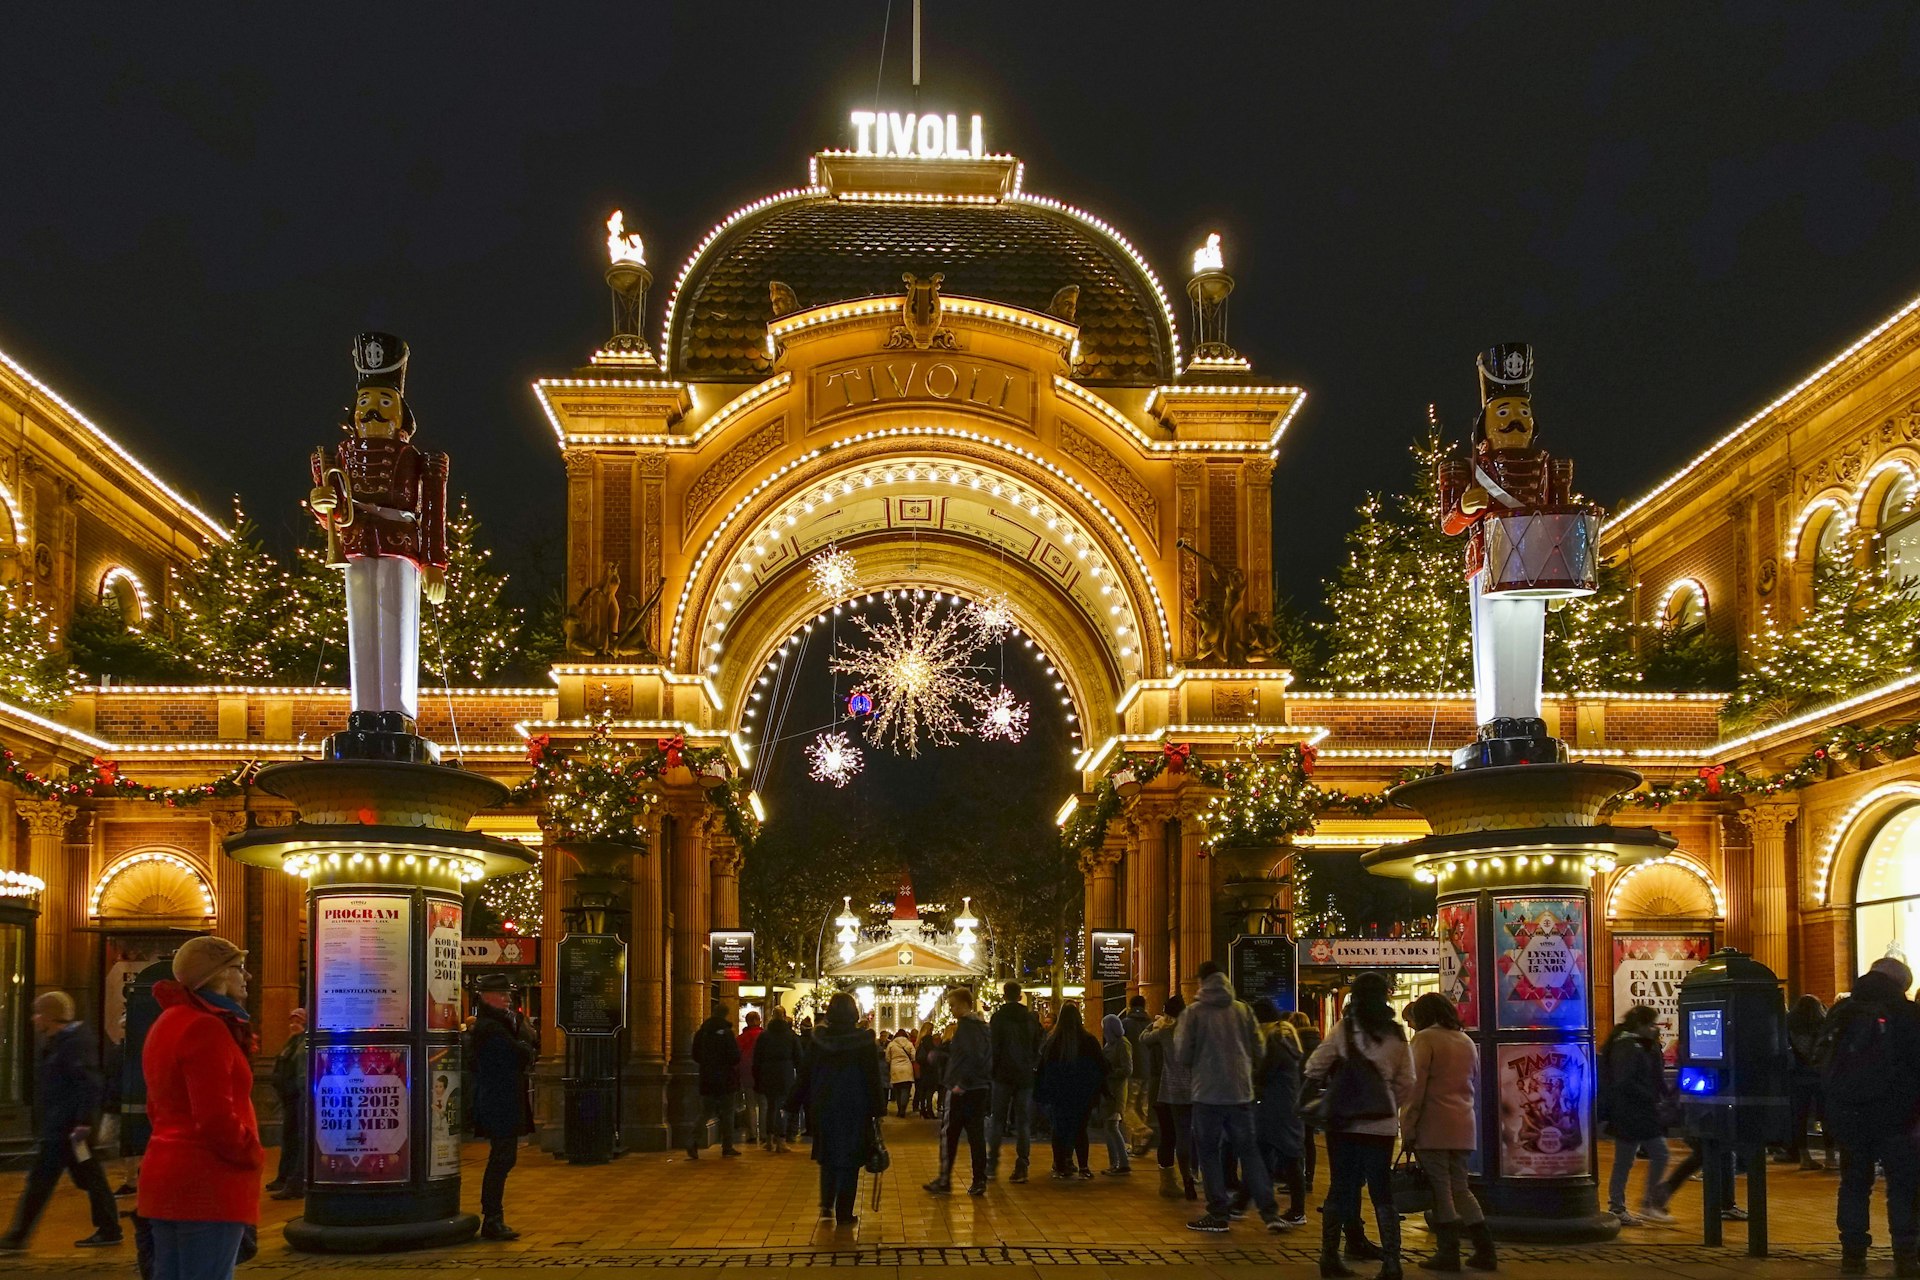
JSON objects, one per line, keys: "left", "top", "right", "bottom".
{"left": 172, "top": 936, "right": 246, "bottom": 990}
{"left": 32, "top": 990, "right": 74, "bottom": 1021}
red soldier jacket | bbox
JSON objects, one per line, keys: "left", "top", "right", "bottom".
{"left": 311, "top": 437, "right": 449, "bottom": 568}
{"left": 1436, "top": 446, "right": 1575, "bottom": 579}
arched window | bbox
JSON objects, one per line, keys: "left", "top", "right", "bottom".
{"left": 1658, "top": 579, "right": 1708, "bottom": 635}
{"left": 90, "top": 851, "right": 215, "bottom": 923}
{"left": 1853, "top": 803, "right": 1920, "bottom": 978}
{"left": 98, "top": 566, "right": 150, "bottom": 628}
{"left": 1814, "top": 508, "right": 1848, "bottom": 563}
{"left": 1880, "top": 470, "right": 1920, "bottom": 586}
{"left": 0, "top": 481, "right": 23, "bottom": 588}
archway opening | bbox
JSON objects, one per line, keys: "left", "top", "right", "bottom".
{"left": 1853, "top": 802, "right": 1920, "bottom": 973}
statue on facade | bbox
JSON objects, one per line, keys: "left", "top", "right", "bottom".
{"left": 562, "top": 562, "right": 662, "bottom": 660}
{"left": 309, "top": 333, "right": 448, "bottom": 757}
{"left": 888, "top": 272, "right": 956, "bottom": 350}
{"left": 1436, "top": 343, "right": 1600, "bottom": 767}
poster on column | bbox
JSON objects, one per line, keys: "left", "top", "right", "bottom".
{"left": 314, "top": 894, "right": 411, "bottom": 1032}
{"left": 312, "top": 1045, "right": 411, "bottom": 1184}
{"left": 1612, "top": 934, "right": 1713, "bottom": 1065}
{"left": 1435, "top": 901, "right": 1479, "bottom": 1029}
{"left": 1494, "top": 896, "right": 1588, "bottom": 1030}
{"left": 425, "top": 1045, "right": 461, "bottom": 1179}
{"left": 426, "top": 900, "right": 463, "bottom": 1031}
{"left": 1496, "top": 1042, "right": 1590, "bottom": 1179}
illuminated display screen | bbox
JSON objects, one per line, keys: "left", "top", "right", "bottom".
{"left": 1687, "top": 1007, "right": 1725, "bottom": 1062}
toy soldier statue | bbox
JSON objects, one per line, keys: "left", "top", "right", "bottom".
{"left": 1437, "top": 344, "right": 1598, "bottom": 768}
{"left": 310, "top": 333, "right": 449, "bottom": 759}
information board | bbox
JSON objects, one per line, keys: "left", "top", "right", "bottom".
{"left": 313, "top": 894, "right": 411, "bottom": 1032}
{"left": 710, "top": 930, "right": 755, "bottom": 983}
{"left": 1089, "top": 930, "right": 1135, "bottom": 985}
{"left": 1230, "top": 934, "right": 1298, "bottom": 1012}
{"left": 557, "top": 934, "right": 627, "bottom": 1035}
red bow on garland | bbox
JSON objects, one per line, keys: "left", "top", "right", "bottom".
{"left": 1163, "top": 742, "right": 1191, "bottom": 773}
{"left": 1298, "top": 743, "right": 1319, "bottom": 776}
{"left": 1698, "top": 764, "right": 1726, "bottom": 796}
{"left": 658, "top": 735, "right": 685, "bottom": 769}
{"left": 92, "top": 757, "right": 120, "bottom": 786}
{"left": 526, "top": 734, "right": 552, "bottom": 766}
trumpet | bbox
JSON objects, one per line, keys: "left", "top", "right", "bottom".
{"left": 310, "top": 457, "right": 355, "bottom": 566}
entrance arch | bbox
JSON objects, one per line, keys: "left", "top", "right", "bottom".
{"left": 1845, "top": 794, "right": 1920, "bottom": 973}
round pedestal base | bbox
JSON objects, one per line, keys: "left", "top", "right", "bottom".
{"left": 284, "top": 1211, "right": 479, "bottom": 1253}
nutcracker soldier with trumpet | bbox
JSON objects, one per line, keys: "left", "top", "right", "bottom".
{"left": 309, "top": 332, "right": 449, "bottom": 761}
{"left": 1437, "top": 343, "right": 1601, "bottom": 769}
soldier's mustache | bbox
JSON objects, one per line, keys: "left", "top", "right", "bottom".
{"left": 357, "top": 407, "right": 393, "bottom": 423}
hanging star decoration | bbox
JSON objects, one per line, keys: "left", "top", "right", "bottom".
{"left": 831, "top": 594, "right": 989, "bottom": 757}
{"left": 976, "top": 685, "right": 1030, "bottom": 742}
{"left": 808, "top": 544, "right": 861, "bottom": 599}
{"left": 807, "top": 731, "right": 864, "bottom": 787}
{"left": 965, "top": 591, "right": 1016, "bottom": 642}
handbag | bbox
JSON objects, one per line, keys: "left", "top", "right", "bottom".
{"left": 1390, "top": 1150, "right": 1433, "bottom": 1215}
{"left": 1306, "top": 1031, "right": 1397, "bottom": 1129}
{"left": 865, "top": 1117, "right": 891, "bottom": 1174}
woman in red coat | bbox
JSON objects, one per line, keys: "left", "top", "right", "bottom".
{"left": 138, "top": 936, "right": 263, "bottom": 1280}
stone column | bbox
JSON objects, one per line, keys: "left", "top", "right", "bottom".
{"left": 1080, "top": 838, "right": 1122, "bottom": 1021}
{"left": 17, "top": 799, "right": 75, "bottom": 1004}
{"left": 666, "top": 799, "right": 710, "bottom": 1149}
{"left": 1176, "top": 798, "right": 1211, "bottom": 999}
{"left": 1740, "top": 803, "right": 1797, "bottom": 979}
{"left": 623, "top": 825, "right": 670, "bottom": 1151}
{"left": 1127, "top": 808, "right": 1170, "bottom": 1014}
{"left": 707, "top": 815, "right": 741, "bottom": 1018}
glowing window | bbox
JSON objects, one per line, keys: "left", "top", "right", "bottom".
{"left": 1853, "top": 804, "right": 1920, "bottom": 986}
{"left": 1881, "top": 472, "right": 1920, "bottom": 587}
{"left": 98, "top": 567, "right": 150, "bottom": 628}
{"left": 1661, "top": 582, "right": 1707, "bottom": 634}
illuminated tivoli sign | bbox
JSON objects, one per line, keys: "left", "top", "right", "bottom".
{"left": 849, "top": 110, "right": 986, "bottom": 160}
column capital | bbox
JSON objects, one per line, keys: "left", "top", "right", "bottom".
{"left": 709, "top": 842, "right": 744, "bottom": 876}
{"left": 15, "top": 798, "right": 77, "bottom": 838}
{"left": 205, "top": 808, "right": 251, "bottom": 839}
{"left": 1738, "top": 802, "right": 1798, "bottom": 839}
{"left": 1078, "top": 845, "right": 1122, "bottom": 877}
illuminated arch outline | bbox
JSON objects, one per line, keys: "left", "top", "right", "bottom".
{"left": 99, "top": 565, "right": 151, "bottom": 625}
{"left": 1656, "top": 577, "right": 1709, "bottom": 630}
{"left": 1819, "top": 782, "right": 1920, "bottom": 906}
{"left": 1605, "top": 853, "right": 1725, "bottom": 919}
{"left": 89, "top": 849, "right": 215, "bottom": 919}
{"left": 1787, "top": 495, "right": 1852, "bottom": 564}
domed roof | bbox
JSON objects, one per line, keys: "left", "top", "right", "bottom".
{"left": 664, "top": 191, "right": 1181, "bottom": 385}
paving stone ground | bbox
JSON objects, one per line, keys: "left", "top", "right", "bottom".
{"left": 0, "top": 1116, "right": 1870, "bottom": 1277}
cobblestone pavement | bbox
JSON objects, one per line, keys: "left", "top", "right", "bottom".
{"left": 0, "top": 1117, "right": 1863, "bottom": 1277}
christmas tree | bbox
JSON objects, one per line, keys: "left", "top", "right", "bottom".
{"left": 1542, "top": 557, "right": 1642, "bottom": 691}
{"left": 1319, "top": 417, "right": 1472, "bottom": 689}
{"left": 64, "top": 599, "right": 194, "bottom": 684}
{"left": 473, "top": 866, "right": 543, "bottom": 937}
{"left": 1723, "top": 529, "right": 1920, "bottom": 730}
{"left": 421, "top": 500, "right": 520, "bottom": 686}
{"left": 281, "top": 541, "right": 347, "bottom": 685}
{"left": 0, "top": 585, "right": 78, "bottom": 710}
{"left": 168, "top": 500, "right": 295, "bottom": 682}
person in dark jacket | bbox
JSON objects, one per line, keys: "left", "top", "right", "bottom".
{"left": 1252, "top": 999, "right": 1307, "bottom": 1226}
{"left": 1601, "top": 1004, "right": 1674, "bottom": 1226}
{"left": 0, "top": 992, "right": 122, "bottom": 1251}
{"left": 469, "top": 973, "right": 537, "bottom": 1241}
{"left": 914, "top": 1021, "right": 941, "bottom": 1117}
{"left": 1784, "top": 994, "right": 1834, "bottom": 1170}
{"left": 1035, "top": 1001, "right": 1107, "bottom": 1179}
{"left": 1097, "top": 1013, "right": 1134, "bottom": 1174}
{"left": 788, "top": 992, "right": 885, "bottom": 1226}
{"left": 1120, "top": 995, "right": 1153, "bottom": 1153}
{"left": 927, "top": 987, "right": 992, "bottom": 1195}
{"left": 690, "top": 1002, "right": 744, "bottom": 1158}
{"left": 1820, "top": 958, "right": 1920, "bottom": 1275}
{"left": 1143, "top": 995, "right": 1196, "bottom": 1200}
{"left": 988, "top": 980, "right": 1041, "bottom": 1182}
{"left": 266, "top": 1007, "right": 308, "bottom": 1200}
{"left": 754, "top": 1007, "right": 802, "bottom": 1153}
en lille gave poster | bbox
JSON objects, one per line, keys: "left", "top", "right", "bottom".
{"left": 1612, "top": 934, "right": 1713, "bottom": 1065}
{"left": 1495, "top": 897, "right": 1587, "bottom": 1030}
{"left": 313, "top": 1045, "right": 411, "bottom": 1184}
{"left": 1497, "top": 1042, "right": 1590, "bottom": 1178}
{"left": 426, "top": 900, "right": 463, "bottom": 1032}
{"left": 426, "top": 1045, "right": 461, "bottom": 1180}
{"left": 315, "top": 894, "right": 411, "bottom": 1032}
{"left": 1435, "top": 901, "right": 1479, "bottom": 1030}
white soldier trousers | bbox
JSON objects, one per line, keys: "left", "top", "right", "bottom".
{"left": 1469, "top": 574, "right": 1544, "bottom": 725}
{"left": 344, "top": 556, "right": 420, "bottom": 720}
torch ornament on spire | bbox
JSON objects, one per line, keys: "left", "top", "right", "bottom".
{"left": 599, "top": 209, "right": 656, "bottom": 365}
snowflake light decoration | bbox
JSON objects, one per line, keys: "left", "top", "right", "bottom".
{"left": 976, "top": 685, "right": 1030, "bottom": 742}
{"left": 807, "top": 731, "right": 864, "bottom": 787}
{"left": 808, "top": 544, "right": 860, "bottom": 599}
{"left": 831, "top": 595, "right": 989, "bottom": 757}
{"left": 965, "top": 591, "right": 1016, "bottom": 642}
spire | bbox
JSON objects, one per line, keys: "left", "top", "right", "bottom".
{"left": 891, "top": 870, "right": 919, "bottom": 921}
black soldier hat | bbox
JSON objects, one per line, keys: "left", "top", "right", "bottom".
{"left": 353, "top": 333, "right": 408, "bottom": 392}
{"left": 474, "top": 972, "right": 513, "bottom": 994}
{"left": 1476, "top": 342, "right": 1533, "bottom": 403}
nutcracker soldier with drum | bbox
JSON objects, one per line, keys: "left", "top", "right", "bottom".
{"left": 309, "top": 333, "right": 450, "bottom": 762}
{"left": 1438, "top": 344, "right": 1601, "bottom": 769}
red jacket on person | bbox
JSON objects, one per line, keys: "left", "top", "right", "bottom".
{"left": 136, "top": 981, "right": 264, "bottom": 1224}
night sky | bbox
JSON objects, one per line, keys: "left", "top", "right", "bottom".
{"left": 5, "top": 4, "right": 1918, "bottom": 605}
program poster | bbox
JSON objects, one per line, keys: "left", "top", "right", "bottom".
{"left": 1435, "top": 901, "right": 1480, "bottom": 1029}
{"left": 1496, "top": 1042, "right": 1590, "bottom": 1179}
{"left": 1494, "top": 896, "right": 1588, "bottom": 1030}
{"left": 313, "top": 1045, "right": 411, "bottom": 1184}
{"left": 1612, "top": 934, "right": 1713, "bottom": 1065}
{"left": 426, "top": 900, "right": 464, "bottom": 1032}
{"left": 425, "top": 1045, "right": 461, "bottom": 1180}
{"left": 314, "top": 894, "right": 411, "bottom": 1032}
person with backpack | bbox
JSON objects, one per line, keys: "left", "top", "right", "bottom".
{"left": 1303, "top": 973, "right": 1416, "bottom": 1280}
{"left": 1819, "top": 957, "right": 1920, "bottom": 1276}
{"left": 1599, "top": 1005, "right": 1676, "bottom": 1227}
{"left": 1784, "top": 995, "right": 1834, "bottom": 1171}
{"left": 1177, "top": 960, "right": 1290, "bottom": 1235}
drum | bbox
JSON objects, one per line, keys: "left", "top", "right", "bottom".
{"left": 1479, "top": 508, "right": 1599, "bottom": 598}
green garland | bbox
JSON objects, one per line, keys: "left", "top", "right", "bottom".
{"left": 0, "top": 747, "right": 259, "bottom": 807}
{"left": 1618, "top": 717, "right": 1920, "bottom": 811}
{"left": 507, "top": 721, "right": 757, "bottom": 850}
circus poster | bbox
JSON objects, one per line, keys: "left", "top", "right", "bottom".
{"left": 1496, "top": 1042, "right": 1590, "bottom": 1179}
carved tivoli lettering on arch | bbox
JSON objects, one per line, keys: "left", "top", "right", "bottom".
{"left": 808, "top": 354, "right": 1034, "bottom": 433}
{"left": 1057, "top": 419, "right": 1158, "bottom": 545}
{"left": 684, "top": 420, "right": 787, "bottom": 531}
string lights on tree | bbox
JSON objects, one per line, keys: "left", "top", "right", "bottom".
{"left": 976, "top": 684, "right": 1030, "bottom": 742}
{"left": 831, "top": 593, "right": 989, "bottom": 757}
{"left": 808, "top": 544, "right": 861, "bottom": 599}
{"left": 807, "top": 731, "right": 864, "bottom": 787}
